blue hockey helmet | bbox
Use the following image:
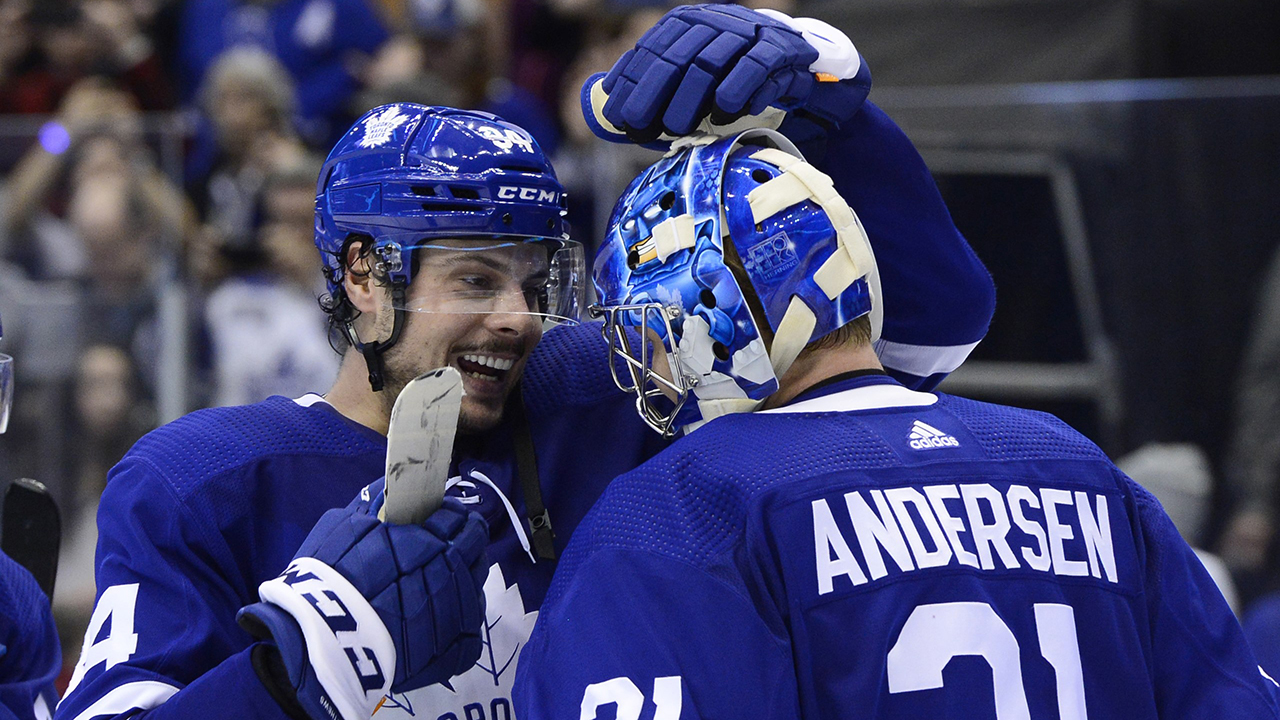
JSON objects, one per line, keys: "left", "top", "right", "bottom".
{"left": 315, "top": 103, "right": 585, "bottom": 389}
{"left": 591, "top": 129, "right": 881, "bottom": 435}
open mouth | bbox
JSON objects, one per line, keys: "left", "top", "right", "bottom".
{"left": 456, "top": 353, "right": 517, "bottom": 385}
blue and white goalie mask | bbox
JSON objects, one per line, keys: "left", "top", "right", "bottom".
{"left": 591, "top": 129, "right": 881, "bottom": 435}
{"left": 316, "top": 103, "right": 586, "bottom": 329}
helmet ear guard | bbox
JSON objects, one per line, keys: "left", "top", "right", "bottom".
{"left": 320, "top": 232, "right": 408, "bottom": 392}
{"left": 591, "top": 128, "right": 879, "bottom": 435}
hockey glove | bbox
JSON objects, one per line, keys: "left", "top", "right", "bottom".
{"left": 582, "top": 3, "right": 871, "bottom": 148}
{"left": 238, "top": 483, "right": 488, "bottom": 720}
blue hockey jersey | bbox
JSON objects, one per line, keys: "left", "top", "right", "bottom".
{"left": 53, "top": 322, "right": 668, "bottom": 720}
{"left": 0, "top": 551, "right": 58, "bottom": 720}
{"left": 514, "top": 374, "right": 1280, "bottom": 720}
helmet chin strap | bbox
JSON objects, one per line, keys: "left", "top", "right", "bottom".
{"left": 340, "top": 283, "right": 408, "bottom": 392}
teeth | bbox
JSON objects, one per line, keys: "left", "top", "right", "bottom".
{"left": 462, "top": 354, "right": 515, "bottom": 371}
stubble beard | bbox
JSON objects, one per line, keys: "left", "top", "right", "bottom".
{"left": 377, "top": 337, "right": 520, "bottom": 437}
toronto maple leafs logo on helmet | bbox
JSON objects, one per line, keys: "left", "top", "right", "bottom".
{"left": 357, "top": 106, "right": 412, "bottom": 148}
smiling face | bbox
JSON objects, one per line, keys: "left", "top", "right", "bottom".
{"left": 379, "top": 239, "right": 551, "bottom": 434}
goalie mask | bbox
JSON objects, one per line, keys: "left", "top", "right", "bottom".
{"left": 316, "top": 104, "right": 585, "bottom": 390}
{"left": 591, "top": 129, "right": 881, "bottom": 436}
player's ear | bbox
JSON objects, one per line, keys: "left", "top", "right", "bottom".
{"left": 343, "top": 241, "right": 381, "bottom": 315}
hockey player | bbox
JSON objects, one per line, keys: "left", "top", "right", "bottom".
{"left": 0, "top": 315, "right": 62, "bottom": 720}
{"left": 51, "top": 106, "right": 671, "bottom": 720}
{"left": 50, "top": 109, "right": 587, "bottom": 720}
{"left": 513, "top": 130, "right": 1280, "bottom": 719}
{"left": 57, "top": 9, "right": 996, "bottom": 720}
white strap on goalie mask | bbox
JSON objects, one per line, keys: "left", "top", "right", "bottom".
{"left": 681, "top": 130, "right": 880, "bottom": 427}
{"left": 739, "top": 144, "right": 882, "bottom": 381}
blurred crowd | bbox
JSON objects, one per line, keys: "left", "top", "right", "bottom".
{"left": 0, "top": 0, "right": 1278, "bottom": 694}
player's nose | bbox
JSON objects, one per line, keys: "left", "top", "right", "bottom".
{"left": 485, "top": 289, "right": 541, "bottom": 337}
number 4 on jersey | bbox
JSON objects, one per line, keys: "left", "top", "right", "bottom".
{"left": 65, "top": 584, "right": 140, "bottom": 695}
{"left": 888, "top": 601, "right": 1086, "bottom": 720}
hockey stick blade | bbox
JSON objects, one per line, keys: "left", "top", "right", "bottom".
{"left": 384, "top": 367, "right": 464, "bottom": 525}
{"left": 2, "top": 478, "right": 60, "bottom": 599}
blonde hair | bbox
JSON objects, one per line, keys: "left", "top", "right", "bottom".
{"left": 199, "top": 47, "right": 298, "bottom": 132}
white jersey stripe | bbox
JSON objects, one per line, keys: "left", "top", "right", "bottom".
{"left": 293, "top": 393, "right": 330, "bottom": 408}
{"left": 874, "top": 339, "right": 981, "bottom": 378}
{"left": 66, "top": 680, "right": 180, "bottom": 720}
{"left": 762, "top": 383, "right": 938, "bottom": 415}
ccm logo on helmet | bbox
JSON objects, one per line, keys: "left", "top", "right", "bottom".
{"left": 498, "top": 186, "right": 560, "bottom": 203}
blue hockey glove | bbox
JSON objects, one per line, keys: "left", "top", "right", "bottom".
{"left": 238, "top": 483, "right": 488, "bottom": 720}
{"left": 582, "top": 4, "right": 871, "bottom": 148}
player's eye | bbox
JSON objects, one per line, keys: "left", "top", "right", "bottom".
{"left": 458, "top": 275, "right": 494, "bottom": 290}
{"left": 524, "top": 277, "right": 550, "bottom": 310}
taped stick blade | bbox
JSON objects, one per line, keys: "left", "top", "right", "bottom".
{"left": 384, "top": 367, "right": 464, "bottom": 525}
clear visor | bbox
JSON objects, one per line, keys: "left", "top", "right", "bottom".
{"left": 385, "top": 235, "right": 586, "bottom": 327}
{"left": 0, "top": 353, "right": 11, "bottom": 434}
{"left": 589, "top": 301, "right": 692, "bottom": 437}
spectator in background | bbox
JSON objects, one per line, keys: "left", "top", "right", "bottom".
{"left": 0, "top": 77, "right": 193, "bottom": 380}
{"left": 1117, "top": 442, "right": 1240, "bottom": 615}
{"left": 361, "top": 0, "right": 561, "bottom": 153}
{"left": 203, "top": 156, "right": 339, "bottom": 407}
{"left": 0, "top": 0, "right": 173, "bottom": 115}
{"left": 53, "top": 343, "right": 152, "bottom": 680}
{"left": 1, "top": 79, "right": 141, "bottom": 280}
{"left": 2, "top": 79, "right": 191, "bottom": 281}
{"left": 0, "top": 0, "right": 36, "bottom": 117}
{"left": 188, "top": 48, "right": 306, "bottom": 266}
{"left": 550, "top": 7, "right": 661, "bottom": 256}
{"left": 506, "top": 0, "right": 587, "bottom": 132}
{"left": 172, "top": 0, "right": 388, "bottom": 144}
{"left": 1223, "top": 242, "right": 1280, "bottom": 605}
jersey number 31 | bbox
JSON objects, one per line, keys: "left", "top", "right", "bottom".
{"left": 889, "top": 601, "right": 1086, "bottom": 720}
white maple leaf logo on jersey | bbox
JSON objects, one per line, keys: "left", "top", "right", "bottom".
{"left": 357, "top": 106, "right": 410, "bottom": 148}
{"left": 375, "top": 563, "right": 538, "bottom": 717}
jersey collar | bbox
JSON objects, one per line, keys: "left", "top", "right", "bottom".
{"left": 759, "top": 372, "right": 938, "bottom": 415}
{"left": 293, "top": 393, "right": 389, "bottom": 446}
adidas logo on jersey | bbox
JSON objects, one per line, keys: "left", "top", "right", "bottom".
{"left": 908, "top": 420, "right": 959, "bottom": 450}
